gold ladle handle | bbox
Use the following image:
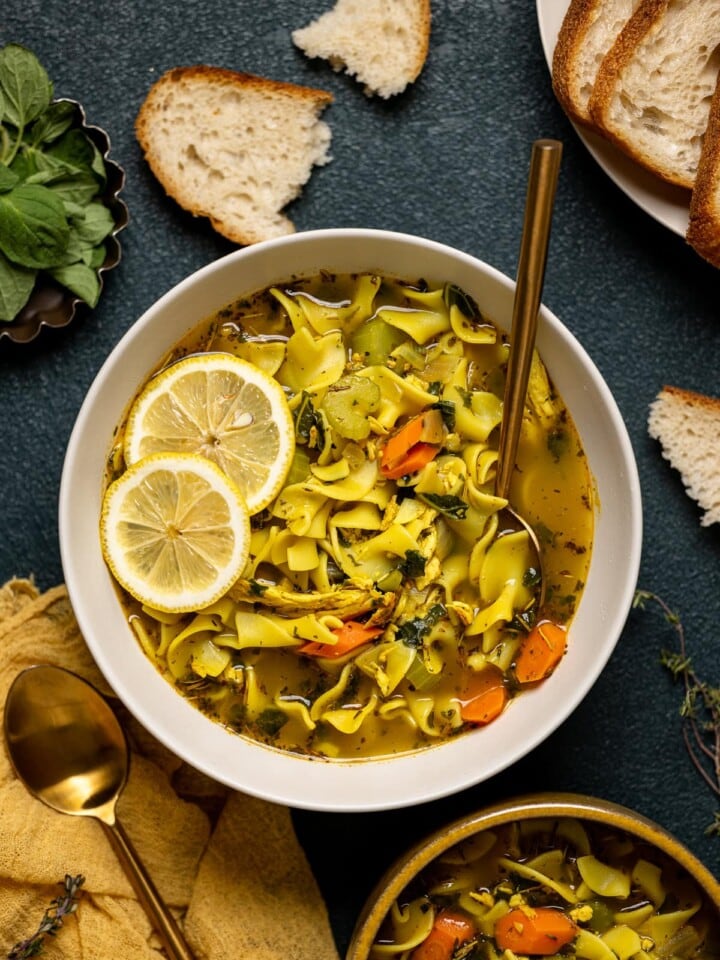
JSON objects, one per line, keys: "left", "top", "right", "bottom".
{"left": 101, "top": 818, "right": 195, "bottom": 960}
{"left": 495, "top": 138, "right": 563, "bottom": 500}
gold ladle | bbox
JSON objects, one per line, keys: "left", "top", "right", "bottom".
{"left": 495, "top": 138, "right": 563, "bottom": 611}
{"left": 3, "top": 663, "right": 195, "bottom": 960}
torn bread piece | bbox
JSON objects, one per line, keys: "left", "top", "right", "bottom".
{"left": 552, "top": 0, "right": 640, "bottom": 126}
{"left": 292, "top": 0, "right": 431, "bottom": 99}
{"left": 588, "top": 0, "right": 720, "bottom": 189}
{"left": 136, "top": 66, "right": 333, "bottom": 245}
{"left": 648, "top": 385, "right": 720, "bottom": 526}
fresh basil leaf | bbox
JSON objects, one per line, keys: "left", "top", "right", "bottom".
{"left": 0, "top": 44, "right": 53, "bottom": 128}
{"left": 44, "top": 174, "right": 99, "bottom": 205}
{"left": 46, "top": 128, "right": 95, "bottom": 176}
{"left": 11, "top": 143, "right": 71, "bottom": 181}
{"left": 83, "top": 242, "right": 106, "bottom": 270}
{"left": 0, "top": 248, "right": 36, "bottom": 321}
{"left": 0, "top": 87, "right": 5, "bottom": 126}
{"left": 29, "top": 99, "right": 75, "bottom": 145}
{"left": 71, "top": 201, "right": 114, "bottom": 244}
{"left": 48, "top": 261, "right": 100, "bottom": 306}
{"left": 90, "top": 139, "right": 107, "bottom": 184}
{"left": 0, "top": 163, "right": 18, "bottom": 193}
{"left": 0, "top": 183, "right": 69, "bottom": 268}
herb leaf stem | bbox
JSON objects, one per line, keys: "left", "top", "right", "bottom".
{"left": 634, "top": 589, "right": 720, "bottom": 834}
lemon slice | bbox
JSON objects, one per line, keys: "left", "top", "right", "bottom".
{"left": 124, "top": 353, "right": 295, "bottom": 513}
{"left": 100, "top": 452, "right": 251, "bottom": 613}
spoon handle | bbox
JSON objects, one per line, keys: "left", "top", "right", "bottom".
{"left": 495, "top": 138, "right": 563, "bottom": 500}
{"left": 101, "top": 818, "right": 195, "bottom": 960}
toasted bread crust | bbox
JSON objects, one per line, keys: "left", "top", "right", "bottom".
{"left": 552, "top": 0, "right": 603, "bottom": 125}
{"left": 135, "top": 66, "right": 333, "bottom": 245}
{"left": 587, "top": 0, "right": 687, "bottom": 184}
{"left": 653, "top": 384, "right": 720, "bottom": 414}
{"left": 687, "top": 77, "right": 720, "bottom": 267}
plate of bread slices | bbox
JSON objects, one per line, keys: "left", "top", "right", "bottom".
{"left": 537, "top": 0, "right": 720, "bottom": 267}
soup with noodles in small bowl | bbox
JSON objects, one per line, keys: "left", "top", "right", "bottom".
{"left": 347, "top": 794, "right": 720, "bottom": 960}
{"left": 60, "top": 229, "right": 641, "bottom": 810}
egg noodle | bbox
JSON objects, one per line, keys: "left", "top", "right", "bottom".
{"left": 105, "top": 272, "right": 594, "bottom": 759}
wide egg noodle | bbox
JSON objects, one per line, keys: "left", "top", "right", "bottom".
{"left": 355, "top": 639, "right": 416, "bottom": 696}
{"left": 369, "top": 897, "right": 436, "bottom": 958}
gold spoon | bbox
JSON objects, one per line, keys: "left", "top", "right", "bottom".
{"left": 4, "top": 664, "right": 195, "bottom": 960}
{"left": 495, "top": 138, "right": 563, "bottom": 612}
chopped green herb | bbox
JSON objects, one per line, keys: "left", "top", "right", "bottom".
{"left": 294, "top": 391, "right": 326, "bottom": 449}
{"left": 431, "top": 399, "right": 456, "bottom": 431}
{"left": 443, "top": 282, "right": 482, "bottom": 319}
{"left": 399, "top": 549, "right": 427, "bottom": 578}
{"left": 254, "top": 707, "right": 288, "bottom": 739}
{"left": 396, "top": 603, "right": 446, "bottom": 648}
{"left": 547, "top": 427, "right": 570, "bottom": 462}
{"left": 417, "top": 492, "right": 469, "bottom": 520}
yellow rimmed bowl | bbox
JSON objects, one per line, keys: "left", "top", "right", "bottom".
{"left": 346, "top": 792, "right": 720, "bottom": 960}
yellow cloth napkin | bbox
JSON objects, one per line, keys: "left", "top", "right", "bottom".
{"left": 0, "top": 579, "right": 340, "bottom": 960}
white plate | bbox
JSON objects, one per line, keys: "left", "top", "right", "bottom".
{"left": 536, "top": 0, "right": 690, "bottom": 237}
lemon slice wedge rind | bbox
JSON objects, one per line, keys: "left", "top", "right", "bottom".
{"left": 123, "top": 353, "right": 295, "bottom": 514}
{"left": 100, "top": 452, "right": 251, "bottom": 613}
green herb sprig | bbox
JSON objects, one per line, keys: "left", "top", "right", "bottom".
{"left": 7, "top": 874, "right": 85, "bottom": 958}
{"left": 0, "top": 43, "right": 115, "bottom": 323}
{"left": 634, "top": 589, "right": 720, "bottom": 836}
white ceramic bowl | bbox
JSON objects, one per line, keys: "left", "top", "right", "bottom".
{"left": 59, "top": 228, "right": 642, "bottom": 812}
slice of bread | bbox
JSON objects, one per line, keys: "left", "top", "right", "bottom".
{"left": 648, "top": 385, "right": 720, "bottom": 526}
{"left": 135, "top": 66, "right": 333, "bottom": 245}
{"left": 687, "top": 74, "right": 720, "bottom": 266}
{"left": 292, "top": 0, "right": 431, "bottom": 99}
{"left": 552, "top": 0, "right": 639, "bottom": 126}
{"left": 588, "top": 0, "right": 720, "bottom": 189}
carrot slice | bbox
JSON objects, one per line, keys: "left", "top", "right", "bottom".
{"left": 494, "top": 907, "right": 577, "bottom": 955}
{"left": 381, "top": 410, "right": 444, "bottom": 479}
{"left": 382, "top": 442, "right": 439, "bottom": 480}
{"left": 298, "top": 620, "right": 383, "bottom": 658}
{"left": 514, "top": 620, "right": 568, "bottom": 684}
{"left": 459, "top": 665, "right": 508, "bottom": 724}
{"left": 412, "top": 908, "right": 476, "bottom": 960}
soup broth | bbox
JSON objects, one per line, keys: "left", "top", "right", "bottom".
{"left": 105, "top": 272, "right": 594, "bottom": 759}
{"left": 370, "top": 817, "right": 719, "bottom": 960}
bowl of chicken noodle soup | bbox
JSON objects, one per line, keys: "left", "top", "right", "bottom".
{"left": 60, "top": 229, "right": 641, "bottom": 811}
{"left": 346, "top": 793, "right": 720, "bottom": 960}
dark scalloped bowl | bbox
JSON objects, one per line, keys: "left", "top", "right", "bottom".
{"left": 0, "top": 99, "right": 128, "bottom": 345}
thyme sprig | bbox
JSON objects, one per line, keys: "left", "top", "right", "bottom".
{"left": 7, "top": 874, "right": 85, "bottom": 959}
{"left": 634, "top": 590, "right": 720, "bottom": 836}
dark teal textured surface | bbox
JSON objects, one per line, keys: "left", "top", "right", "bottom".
{"left": 1, "top": 0, "right": 719, "bottom": 951}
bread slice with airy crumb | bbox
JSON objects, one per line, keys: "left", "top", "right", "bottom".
{"left": 552, "top": 0, "right": 639, "bottom": 126}
{"left": 648, "top": 385, "right": 720, "bottom": 526}
{"left": 588, "top": 0, "right": 720, "bottom": 189}
{"left": 687, "top": 75, "right": 720, "bottom": 267}
{"left": 135, "top": 66, "right": 333, "bottom": 245}
{"left": 292, "top": 0, "right": 431, "bottom": 99}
